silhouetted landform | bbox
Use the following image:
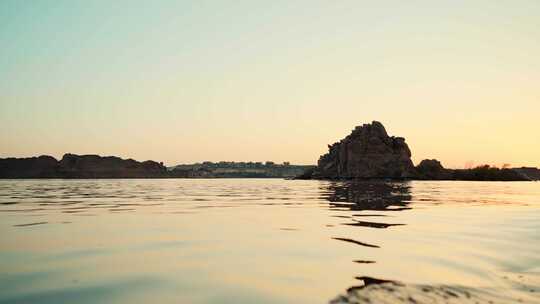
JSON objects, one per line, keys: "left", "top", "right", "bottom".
{"left": 0, "top": 155, "right": 58, "bottom": 178}
{"left": 414, "top": 159, "right": 452, "bottom": 180}
{"left": 313, "top": 121, "right": 416, "bottom": 179}
{"left": 0, "top": 154, "right": 313, "bottom": 179}
{"left": 1, "top": 122, "right": 538, "bottom": 180}
{"left": 297, "top": 121, "right": 539, "bottom": 181}
{"left": 0, "top": 154, "right": 168, "bottom": 178}
{"left": 416, "top": 160, "right": 534, "bottom": 181}
{"left": 513, "top": 167, "right": 540, "bottom": 181}
{"left": 169, "top": 161, "right": 314, "bottom": 178}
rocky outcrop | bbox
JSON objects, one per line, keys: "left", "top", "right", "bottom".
{"left": 415, "top": 159, "right": 453, "bottom": 180}
{"left": 313, "top": 121, "right": 415, "bottom": 179}
{"left": 0, "top": 155, "right": 59, "bottom": 178}
{"left": 57, "top": 154, "right": 168, "bottom": 178}
{"left": 300, "top": 121, "right": 534, "bottom": 181}
{"left": 0, "top": 154, "right": 168, "bottom": 178}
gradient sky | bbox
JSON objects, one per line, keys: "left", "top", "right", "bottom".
{"left": 1, "top": 1, "right": 539, "bottom": 168}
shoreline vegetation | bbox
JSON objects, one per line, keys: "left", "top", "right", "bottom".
{"left": 1, "top": 122, "right": 538, "bottom": 180}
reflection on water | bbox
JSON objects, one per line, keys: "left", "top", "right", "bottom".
{"left": 323, "top": 181, "right": 412, "bottom": 212}
{"left": 325, "top": 182, "right": 409, "bottom": 234}
{"left": 0, "top": 179, "right": 539, "bottom": 303}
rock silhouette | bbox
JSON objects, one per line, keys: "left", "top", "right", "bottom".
{"left": 57, "top": 154, "right": 168, "bottom": 178}
{"left": 313, "top": 121, "right": 415, "bottom": 179}
{"left": 300, "top": 121, "right": 537, "bottom": 181}
{"left": 0, "top": 155, "right": 58, "bottom": 178}
{"left": 415, "top": 159, "right": 453, "bottom": 180}
{"left": 0, "top": 154, "right": 168, "bottom": 178}
{"left": 1, "top": 123, "right": 538, "bottom": 181}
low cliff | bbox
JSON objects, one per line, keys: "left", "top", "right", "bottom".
{"left": 0, "top": 154, "right": 168, "bottom": 178}
{"left": 57, "top": 154, "right": 168, "bottom": 178}
{"left": 0, "top": 155, "right": 59, "bottom": 178}
{"left": 416, "top": 160, "right": 530, "bottom": 181}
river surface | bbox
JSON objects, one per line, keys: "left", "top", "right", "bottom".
{"left": 0, "top": 179, "right": 539, "bottom": 303}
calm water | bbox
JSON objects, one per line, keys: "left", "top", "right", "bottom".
{"left": 0, "top": 179, "right": 539, "bottom": 303}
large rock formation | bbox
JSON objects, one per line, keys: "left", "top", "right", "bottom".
{"left": 0, "top": 154, "right": 168, "bottom": 178}
{"left": 313, "top": 121, "right": 415, "bottom": 179}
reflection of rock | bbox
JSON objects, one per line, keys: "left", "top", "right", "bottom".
{"left": 325, "top": 181, "right": 410, "bottom": 251}
{"left": 314, "top": 121, "right": 415, "bottom": 179}
{"left": 322, "top": 181, "right": 412, "bottom": 211}
{"left": 330, "top": 282, "right": 509, "bottom": 304}
{"left": 332, "top": 237, "right": 380, "bottom": 248}
{"left": 344, "top": 221, "right": 404, "bottom": 229}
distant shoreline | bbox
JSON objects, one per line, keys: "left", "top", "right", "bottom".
{"left": 0, "top": 154, "right": 315, "bottom": 179}
{"left": 1, "top": 152, "right": 538, "bottom": 181}
{"left": 2, "top": 121, "right": 539, "bottom": 182}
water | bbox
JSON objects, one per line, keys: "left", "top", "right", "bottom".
{"left": 0, "top": 179, "right": 539, "bottom": 303}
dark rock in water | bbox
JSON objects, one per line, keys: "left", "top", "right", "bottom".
{"left": 298, "top": 121, "right": 534, "bottom": 181}
{"left": 0, "top": 155, "right": 59, "bottom": 178}
{"left": 415, "top": 159, "right": 453, "bottom": 180}
{"left": 313, "top": 121, "right": 415, "bottom": 179}
{"left": 57, "top": 154, "right": 168, "bottom": 178}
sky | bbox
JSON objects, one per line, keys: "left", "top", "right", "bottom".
{"left": 1, "top": 0, "right": 539, "bottom": 168}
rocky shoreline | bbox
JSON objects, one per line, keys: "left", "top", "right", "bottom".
{"left": 1, "top": 122, "right": 538, "bottom": 180}
{"left": 0, "top": 154, "right": 168, "bottom": 179}
{"left": 0, "top": 154, "right": 313, "bottom": 179}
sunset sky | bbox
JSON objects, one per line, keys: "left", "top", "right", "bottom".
{"left": 1, "top": 1, "right": 539, "bottom": 168}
